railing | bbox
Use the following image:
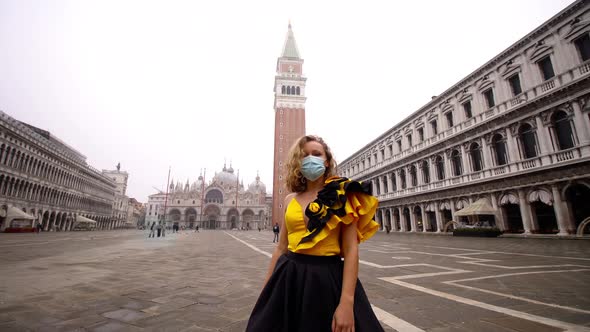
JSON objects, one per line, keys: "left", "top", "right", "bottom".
{"left": 580, "top": 62, "right": 590, "bottom": 75}
{"left": 344, "top": 62, "right": 590, "bottom": 179}
{"left": 540, "top": 79, "right": 555, "bottom": 93}
{"left": 555, "top": 149, "right": 574, "bottom": 161}
{"left": 551, "top": 147, "right": 580, "bottom": 163}
{"left": 492, "top": 165, "right": 507, "bottom": 175}
{"left": 521, "top": 159, "right": 537, "bottom": 169}
{"left": 372, "top": 144, "right": 589, "bottom": 202}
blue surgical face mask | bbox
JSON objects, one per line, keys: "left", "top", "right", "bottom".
{"left": 301, "top": 155, "right": 326, "bottom": 181}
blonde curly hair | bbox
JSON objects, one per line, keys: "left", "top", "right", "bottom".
{"left": 285, "top": 135, "right": 337, "bottom": 193}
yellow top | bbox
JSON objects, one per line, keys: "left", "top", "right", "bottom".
{"left": 285, "top": 190, "right": 379, "bottom": 256}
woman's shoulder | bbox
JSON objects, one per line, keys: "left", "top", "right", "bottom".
{"left": 283, "top": 193, "right": 299, "bottom": 208}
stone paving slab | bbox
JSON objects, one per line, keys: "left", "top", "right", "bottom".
{"left": 0, "top": 230, "right": 588, "bottom": 331}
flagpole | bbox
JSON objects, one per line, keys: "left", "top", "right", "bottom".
{"left": 200, "top": 169, "right": 206, "bottom": 228}
{"left": 162, "top": 166, "right": 171, "bottom": 227}
{"left": 236, "top": 169, "right": 240, "bottom": 229}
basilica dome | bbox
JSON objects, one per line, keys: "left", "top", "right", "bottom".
{"left": 212, "top": 163, "right": 238, "bottom": 186}
{"left": 248, "top": 174, "right": 266, "bottom": 194}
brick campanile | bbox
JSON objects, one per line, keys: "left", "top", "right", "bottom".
{"left": 272, "top": 23, "right": 306, "bottom": 224}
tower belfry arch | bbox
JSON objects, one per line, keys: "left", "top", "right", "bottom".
{"left": 272, "top": 23, "right": 307, "bottom": 224}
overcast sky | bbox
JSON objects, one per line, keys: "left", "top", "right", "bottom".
{"left": 0, "top": 0, "right": 575, "bottom": 202}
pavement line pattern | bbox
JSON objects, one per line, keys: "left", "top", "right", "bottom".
{"left": 371, "top": 305, "right": 425, "bottom": 332}
{"left": 444, "top": 269, "right": 590, "bottom": 314}
{"left": 224, "top": 231, "right": 425, "bottom": 331}
{"left": 225, "top": 232, "right": 271, "bottom": 258}
{"left": 423, "top": 245, "right": 590, "bottom": 261}
{"left": 380, "top": 278, "right": 590, "bottom": 332}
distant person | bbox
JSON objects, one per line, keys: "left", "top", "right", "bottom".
{"left": 272, "top": 223, "right": 279, "bottom": 243}
{"left": 36, "top": 222, "right": 43, "bottom": 233}
{"left": 148, "top": 222, "right": 156, "bottom": 238}
{"left": 195, "top": 225, "right": 199, "bottom": 233}
{"left": 246, "top": 135, "right": 383, "bottom": 331}
{"left": 156, "top": 223, "right": 162, "bottom": 237}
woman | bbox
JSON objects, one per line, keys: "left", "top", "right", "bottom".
{"left": 246, "top": 135, "right": 384, "bottom": 332}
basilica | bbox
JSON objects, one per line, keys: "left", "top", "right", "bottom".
{"left": 145, "top": 163, "right": 269, "bottom": 230}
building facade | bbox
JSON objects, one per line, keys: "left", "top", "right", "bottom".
{"left": 339, "top": 0, "right": 590, "bottom": 236}
{"left": 126, "top": 197, "right": 144, "bottom": 229}
{"left": 146, "top": 164, "right": 270, "bottom": 230}
{"left": 272, "top": 23, "right": 307, "bottom": 224}
{"left": 0, "top": 111, "right": 117, "bottom": 231}
{"left": 102, "top": 166, "right": 130, "bottom": 227}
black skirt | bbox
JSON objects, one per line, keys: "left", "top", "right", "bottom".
{"left": 246, "top": 251, "right": 385, "bottom": 332}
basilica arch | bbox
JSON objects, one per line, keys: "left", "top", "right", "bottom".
{"left": 227, "top": 208, "right": 239, "bottom": 229}
{"left": 185, "top": 208, "right": 197, "bottom": 228}
{"left": 242, "top": 209, "right": 255, "bottom": 230}
{"left": 203, "top": 205, "right": 221, "bottom": 229}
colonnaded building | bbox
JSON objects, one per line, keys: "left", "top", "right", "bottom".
{"left": 145, "top": 163, "right": 269, "bottom": 230}
{"left": 339, "top": 0, "right": 590, "bottom": 236}
{"left": 0, "top": 111, "right": 118, "bottom": 231}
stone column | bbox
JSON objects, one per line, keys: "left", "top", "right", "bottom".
{"left": 490, "top": 193, "right": 506, "bottom": 231}
{"left": 414, "top": 163, "right": 424, "bottom": 187}
{"left": 505, "top": 127, "right": 518, "bottom": 165}
{"left": 378, "top": 177, "right": 384, "bottom": 196}
{"left": 401, "top": 208, "right": 408, "bottom": 232}
{"left": 386, "top": 174, "right": 393, "bottom": 193}
{"left": 444, "top": 153, "right": 452, "bottom": 179}
{"left": 421, "top": 204, "right": 427, "bottom": 232}
{"left": 395, "top": 171, "right": 402, "bottom": 192}
{"left": 430, "top": 158, "right": 437, "bottom": 181}
{"left": 535, "top": 115, "right": 551, "bottom": 156}
{"left": 450, "top": 199, "right": 457, "bottom": 222}
{"left": 460, "top": 144, "right": 469, "bottom": 175}
{"left": 409, "top": 206, "right": 417, "bottom": 232}
{"left": 390, "top": 208, "right": 397, "bottom": 231}
{"left": 572, "top": 100, "right": 590, "bottom": 153}
{"left": 551, "top": 185, "right": 573, "bottom": 235}
{"left": 435, "top": 206, "right": 443, "bottom": 232}
{"left": 481, "top": 137, "right": 492, "bottom": 171}
{"left": 517, "top": 189, "right": 533, "bottom": 234}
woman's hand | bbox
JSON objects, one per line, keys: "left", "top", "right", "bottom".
{"left": 332, "top": 301, "right": 355, "bottom": 332}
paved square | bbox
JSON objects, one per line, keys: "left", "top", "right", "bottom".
{"left": 0, "top": 231, "right": 588, "bottom": 331}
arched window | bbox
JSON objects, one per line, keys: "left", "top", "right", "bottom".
{"left": 451, "top": 149, "right": 462, "bottom": 176}
{"left": 286, "top": 86, "right": 291, "bottom": 95}
{"left": 469, "top": 142, "right": 483, "bottom": 172}
{"left": 281, "top": 86, "right": 285, "bottom": 94}
{"left": 382, "top": 176, "right": 388, "bottom": 193}
{"left": 552, "top": 111, "right": 575, "bottom": 150}
{"left": 492, "top": 134, "right": 508, "bottom": 166}
{"left": 435, "top": 155, "right": 445, "bottom": 180}
{"left": 391, "top": 172, "right": 397, "bottom": 191}
{"left": 296, "top": 86, "right": 301, "bottom": 95}
{"left": 400, "top": 169, "right": 407, "bottom": 189}
{"left": 421, "top": 160, "right": 430, "bottom": 183}
{"left": 410, "top": 166, "right": 417, "bottom": 187}
{"left": 519, "top": 123, "right": 538, "bottom": 159}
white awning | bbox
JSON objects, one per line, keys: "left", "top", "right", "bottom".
{"left": 76, "top": 215, "right": 97, "bottom": 224}
{"left": 455, "top": 199, "right": 497, "bottom": 217}
{"left": 7, "top": 206, "right": 35, "bottom": 220}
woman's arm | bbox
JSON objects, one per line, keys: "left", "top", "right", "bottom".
{"left": 332, "top": 220, "right": 359, "bottom": 332}
{"left": 262, "top": 194, "right": 293, "bottom": 287}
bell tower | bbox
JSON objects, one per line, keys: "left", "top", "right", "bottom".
{"left": 272, "top": 23, "right": 306, "bottom": 223}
